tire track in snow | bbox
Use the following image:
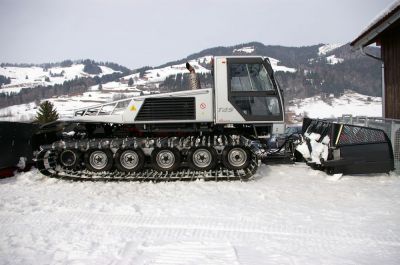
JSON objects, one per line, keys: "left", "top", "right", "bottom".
{"left": 114, "top": 241, "right": 241, "bottom": 265}
{"left": 1, "top": 212, "right": 400, "bottom": 249}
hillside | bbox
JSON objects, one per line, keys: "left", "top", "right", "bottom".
{"left": 0, "top": 60, "right": 131, "bottom": 109}
{"left": 154, "top": 42, "right": 381, "bottom": 99}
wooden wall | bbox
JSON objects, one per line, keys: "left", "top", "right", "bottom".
{"left": 382, "top": 26, "right": 400, "bottom": 120}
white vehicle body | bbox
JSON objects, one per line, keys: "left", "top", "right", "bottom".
{"left": 72, "top": 56, "right": 285, "bottom": 130}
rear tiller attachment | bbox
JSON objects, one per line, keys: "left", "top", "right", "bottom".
{"left": 297, "top": 118, "right": 394, "bottom": 175}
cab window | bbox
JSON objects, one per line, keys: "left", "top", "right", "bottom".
{"left": 230, "top": 63, "right": 274, "bottom": 92}
{"left": 231, "top": 96, "right": 281, "bottom": 116}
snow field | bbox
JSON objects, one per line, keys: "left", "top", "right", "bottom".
{"left": 289, "top": 92, "right": 382, "bottom": 119}
{"left": 0, "top": 64, "right": 117, "bottom": 95}
{"left": 0, "top": 164, "right": 399, "bottom": 264}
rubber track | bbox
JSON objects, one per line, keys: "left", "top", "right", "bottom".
{"left": 35, "top": 138, "right": 260, "bottom": 182}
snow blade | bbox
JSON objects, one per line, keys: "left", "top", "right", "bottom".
{"left": 300, "top": 118, "right": 394, "bottom": 175}
{"left": 0, "top": 122, "right": 40, "bottom": 175}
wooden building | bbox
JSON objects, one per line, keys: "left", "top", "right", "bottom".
{"left": 351, "top": 1, "right": 400, "bottom": 120}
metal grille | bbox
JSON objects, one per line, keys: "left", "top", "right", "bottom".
{"left": 338, "top": 126, "right": 386, "bottom": 145}
{"left": 394, "top": 129, "right": 400, "bottom": 174}
{"left": 135, "top": 97, "right": 196, "bottom": 121}
{"left": 337, "top": 115, "right": 400, "bottom": 174}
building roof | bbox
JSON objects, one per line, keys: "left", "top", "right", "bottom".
{"left": 351, "top": 0, "right": 400, "bottom": 50}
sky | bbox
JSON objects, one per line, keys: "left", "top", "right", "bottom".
{"left": 0, "top": 0, "right": 395, "bottom": 69}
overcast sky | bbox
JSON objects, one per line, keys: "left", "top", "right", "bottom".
{"left": 0, "top": 0, "right": 394, "bottom": 68}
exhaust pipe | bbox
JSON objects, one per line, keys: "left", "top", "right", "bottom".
{"left": 186, "top": 62, "right": 200, "bottom": 90}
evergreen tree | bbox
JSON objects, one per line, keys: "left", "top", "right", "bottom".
{"left": 128, "top": 77, "right": 134, "bottom": 86}
{"left": 35, "top": 101, "right": 59, "bottom": 124}
{"left": 0, "top": 75, "right": 11, "bottom": 86}
{"left": 60, "top": 60, "right": 73, "bottom": 67}
{"left": 98, "top": 83, "right": 103, "bottom": 90}
{"left": 82, "top": 59, "right": 102, "bottom": 75}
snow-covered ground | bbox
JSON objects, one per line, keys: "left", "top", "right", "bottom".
{"left": 289, "top": 92, "right": 382, "bottom": 119}
{"left": 0, "top": 164, "right": 399, "bottom": 264}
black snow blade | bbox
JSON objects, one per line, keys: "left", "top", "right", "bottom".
{"left": 299, "top": 118, "right": 394, "bottom": 175}
{"left": 0, "top": 121, "right": 40, "bottom": 173}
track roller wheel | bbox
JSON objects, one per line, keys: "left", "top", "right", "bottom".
{"left": 188, "top": 147, "right": 217, "bottom": 171}
{"left": 36, "top": 150, "right": 53, "bottom": 176}
{"left": 114, "top": 148, "right": 145, "bottom": 172}
{"left": 152, "top": 148, "right": 180, "bottom": 172}
{"left": 84, "top": 149, "right": 113, "bottom": 172}
{"left": 59, "top": 149, "right": 81, "bottom": 169}
{"left": 222, "top": 146, "right": 250, "bottom": 170}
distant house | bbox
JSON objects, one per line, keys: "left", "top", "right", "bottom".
{"left": 351, "top": 1, "right": 400, "bottom": 120}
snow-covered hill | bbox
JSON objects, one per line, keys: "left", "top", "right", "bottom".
{"left": 120, "top": 56, "right": 212, "bottom": 87}
{"left": 318, "top": 43, "right": 342, "bottom": 56}
{"left": 0, "top": 64, "right": 117, "bottom": 94}
{"left": 313, "top": 43, "right": 345, "bottom": 65}
{"left": 97, "top": 54, "right": 296, "bottom": 92}
{"left": 1, "top": 164, "right": 399, "bottom": 264}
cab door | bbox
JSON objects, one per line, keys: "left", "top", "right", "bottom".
{"left": 215, "top": 57, "right": 284, "bottom": 124}
{"left": 226, "top": 57, "right": 284, "bottom": 122}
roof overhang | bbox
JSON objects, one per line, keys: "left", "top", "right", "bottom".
{"left": 351, "top": 1, "right": 400, "bottom": 51}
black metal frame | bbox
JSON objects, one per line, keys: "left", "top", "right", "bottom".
{"left": 0, "top": 122, "right": 40, "bottom": 171}
{"left": 302, "top": 118, "right": 395, "bottom": 175}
